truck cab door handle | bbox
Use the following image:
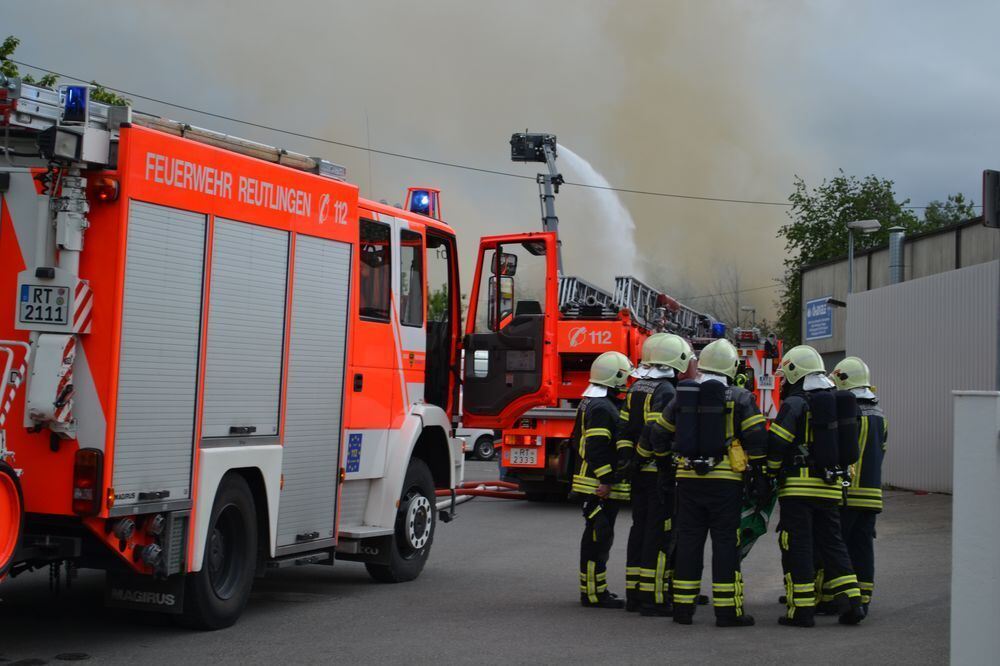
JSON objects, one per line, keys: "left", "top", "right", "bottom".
{"left": 353, "top": 373, "right": 364, "bottom": 392}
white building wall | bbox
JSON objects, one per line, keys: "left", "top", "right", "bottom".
{"left": 846, "top": 260, "right": 998, "bottom": 492}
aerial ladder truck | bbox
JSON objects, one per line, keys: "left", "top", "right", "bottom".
{"left": 464, "top": 133, "right": 717, "bottom": 499}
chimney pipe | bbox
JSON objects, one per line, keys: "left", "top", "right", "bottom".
{"left": 889, "top": 227, "right": 905, "bottom": 284}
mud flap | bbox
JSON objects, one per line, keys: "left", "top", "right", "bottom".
{"left": 334, "top": 535, "right": 394, "bottom": 565}
{"left": 105, "top": 571, "right": 185, "bottom": 615}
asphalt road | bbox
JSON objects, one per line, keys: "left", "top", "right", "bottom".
{"left": 0, "top": 460, "right": 951, "bottom": 664}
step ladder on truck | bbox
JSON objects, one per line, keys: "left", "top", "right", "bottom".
{"left": 0, "top": 77, "right": 531, "bottom": 628}
{"left": 458, "top": 133, "right": 721, "bottom": 499}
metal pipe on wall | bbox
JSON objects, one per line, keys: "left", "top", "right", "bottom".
{"left": 889, "top": 227, "right": 905, "bottom": 284}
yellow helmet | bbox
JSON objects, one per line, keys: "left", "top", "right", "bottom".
{"left": 648, "top": 334, "right": 694, "bottom": 374}
{"left": 777, "top": 345, "right": 825, "bottom": 385}
{"left": 697, "top": 339, "right": 739, "bottom": 379}
{"left": 640, "top": 333, "right": 670, "bottom": 366}
{"left": 589, "top": 351, "right": 634, "bottom": 390}
{"left": 831, "top": 356, "right": 871, "bottom": 390}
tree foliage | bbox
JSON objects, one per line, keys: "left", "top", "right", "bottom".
{"left": 923, "top": 193, "right": 977, "bottom": 227}
{"left": 774, "top": 171, "right": 945, "bottom": 345}
{"left": 1, "top": 35, "right": 129, "bottom": 105}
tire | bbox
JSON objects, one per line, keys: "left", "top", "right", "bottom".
{"left": 0, "top": 462, "right": 23, "bottom": 579}
{"left": 473, "top": 435, "right": 496, "bottom": 461}
{"left": 181, "top": 473, "right": 257, "bottom": 630}
{"left": 366, "top": 458, "right": 435, "bottom": 583}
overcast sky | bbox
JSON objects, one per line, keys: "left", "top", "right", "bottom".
{"left": 6, "top": 0, "right": 998, "bottom": 315}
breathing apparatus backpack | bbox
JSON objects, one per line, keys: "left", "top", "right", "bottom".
{"left": 803, "top": 388, "right": 860, "bottom": 484}
{"left": 835, "top": 390, "right": 860, "bottom": 468}
{"left": 675, "top": 379, "right": 732, "bottom": 474}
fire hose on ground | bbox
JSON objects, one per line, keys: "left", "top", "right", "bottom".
{"left": 434, "top": 480, "right": 524, "bottom": 512}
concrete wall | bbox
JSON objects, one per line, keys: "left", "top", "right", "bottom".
{"left": 951, "top": 392, "right": 1000, "bottom": 664}
{"left": 846, "top": 260, "right": 998, "bottom": 492}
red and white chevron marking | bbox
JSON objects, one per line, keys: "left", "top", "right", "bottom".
{"left": 0, "top": 345, "right": 29, "bottom": 429}
{"left": 72, "top": 280, "right": 93, "bottom": 334}
{"left": 52, "top": 336, "right": 76, "bottom": 425}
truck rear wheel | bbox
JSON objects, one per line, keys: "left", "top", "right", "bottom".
{"left": 181, "top": 473, "right": 257, "bottom": 630}
{"left": 0, "top": 462, "right": 23, "bottom": 579}
{"left": 366, "top": 458, "right": 435, "bottom": 583}
{"left": 472, "top": 435, "right": 496, "bottom": 461}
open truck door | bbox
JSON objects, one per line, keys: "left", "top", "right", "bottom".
{"left": 461, "top": 232, "right": 559, "bottom": 428}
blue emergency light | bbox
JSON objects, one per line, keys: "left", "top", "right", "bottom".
{"left": 405, "top": 187, "right": 442, "bottom": 220}
{"left": 711, "top": 322, "right": 727, "bottom": 338}
{"left": 62, "top": 85, "right": 89, "bottom": 124}
{"left": 409, "top": 189, "right": 431, "bottom": 215}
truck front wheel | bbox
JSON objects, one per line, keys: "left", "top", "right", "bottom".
{"left": 181, "top": 473, "right": 257, "bottom": 630}
{"left": 366, "top": 458, "right": 435, "bottom": 583}
{"left": 0, "top": 462, "right": 23, "bottom": 579}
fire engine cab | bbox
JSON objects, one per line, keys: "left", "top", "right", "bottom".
{"left": 0, "top": 79, "right": 478, "bottom": 628}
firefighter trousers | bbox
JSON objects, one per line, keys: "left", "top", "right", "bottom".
{"left": 672, "top": 479, "right": 745, "bottom": 618}
{"left": 841, "top": 508, "right": 876, "bottom": 606}
{"left": 625, "top": 471, "right": 673, "bottom": 606}
{"left": 580, "top": 496, "right": 619, "bottom": 602}
{"left": 778, "top": 497, "right": 861, "bottom": 620}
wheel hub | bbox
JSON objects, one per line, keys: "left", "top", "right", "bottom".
{"left": 404, "top": 495, "right": 432, "bottom": 551}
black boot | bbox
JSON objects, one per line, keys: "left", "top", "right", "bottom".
{"left": 838, "top": 598, "right": 867, "bottom": 625}
{"left": 625, "top": 590, "right": 641, "bottom": 613}
{"left": 672, "top": 604, "right": 694, "bottom": 625}
{"left": 639, "top": 602, "right": 673, "bottom": 617}
{"left": 581, "top": 592, "right": 625, "bottom": 609}
{"left": 696, "top": 594, "right": 710, "bottom": 605}
{"left": 716, "top": 613, "right": 755, "bottom": 627}
{"left": 778, "top": 607, "right": 815, "bottom": 627}
{"left": 815, "top": 600, "right": 839, "bottom": 616}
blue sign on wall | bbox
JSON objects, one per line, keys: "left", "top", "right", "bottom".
{"left": 805, "top": 297, "right": 833, "bottom": 341}
{"left": 346, "top": 433, "right": 363, "bottom": 473}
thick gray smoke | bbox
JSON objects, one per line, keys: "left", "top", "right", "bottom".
{"left": 7, "top": 0, "right": 815, "bottom": 319}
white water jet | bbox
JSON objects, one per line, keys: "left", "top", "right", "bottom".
{"left": 556, "top": 144, "right": 642, "bottom": 289}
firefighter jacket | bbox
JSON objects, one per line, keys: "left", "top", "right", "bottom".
{"left": 844, "top": 398, "right": 888, "bottom": 512}
{"left": 648, "top": 382, "right": 767, "bottom": 482}
{"left": 767, "top": 388, "right": 847, "bottom": 502}
{"left": 571, "top": 395, "right": 629, "bottom": 500}
{"left": 621, "top": 377, "right": 676, "bottom": 473}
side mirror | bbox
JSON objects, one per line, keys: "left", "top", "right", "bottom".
{"left": 491, "top": 252, "right": 518, "bottom": 277}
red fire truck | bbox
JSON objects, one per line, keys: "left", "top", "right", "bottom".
{"left": 0, "top": 78, "right": 533, "bottom": 628}
{"left": 462, "top": 134, "right": 782, "bottom": 499}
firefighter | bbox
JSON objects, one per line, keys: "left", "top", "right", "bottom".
{"left": 572, "top": 351, "right": 634, "bottom": 608}
{"left": 767, "top": 345, "right": 867, "bottom": 627}
{"left": 649, "top": 339, "right": 767, "bottom": 627}
{"left": 621, "top": 334, "right": 695, "bottom": 615}
{"left": 829, "top": 356, "right": 887, "bottom": 615}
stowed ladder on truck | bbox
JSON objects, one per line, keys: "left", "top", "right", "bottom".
{"left": 459, "top": 133, "right": 716, "bottom": 498}
{"left": 0, "top": 76, "right": 499, "bottom": 628}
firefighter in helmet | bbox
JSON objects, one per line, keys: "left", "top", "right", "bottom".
{"left": 767, "top": 345, "right": 866, "bottom": 626}
{"left": 649, "top": 338, "right": 767, "bottom": 627}
{"left": 573, "top": 351, "right": 634, "bottom": 608}
{"left": 621, "top": 334, "right": 695, "bottom": 615}
{"left": 827, "top": 356, "right": 886, "bottom": 615}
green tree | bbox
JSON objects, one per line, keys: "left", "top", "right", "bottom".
{"left": 1, "top": 35, "right": 129, "bottom": 105}
{"left": 428, "top": 284, "right": 449, "bottom": 322}
{"left": 1, "top": 36, "right": 56, "bottom": 87}
{"left": 923, "top": 193, "right": 976, "bottom": 227}
{"left": 775, "top": 171, "right": 922, "bottom": 345}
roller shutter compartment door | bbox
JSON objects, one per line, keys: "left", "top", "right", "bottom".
{"left": 277, "top": 235, "right": 351, "bottom": 547}
{"left": 202, "top": 220, "right": 289, "bottom": 439}
{"left": 113, "top": 202, "right": 205, "bottom": 508}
